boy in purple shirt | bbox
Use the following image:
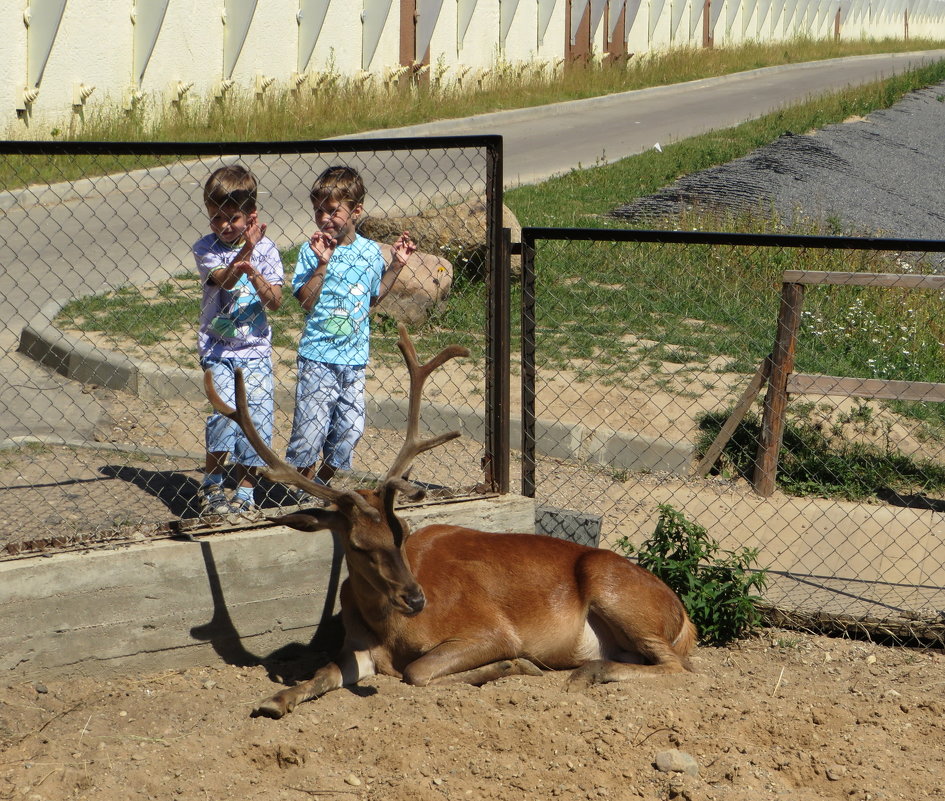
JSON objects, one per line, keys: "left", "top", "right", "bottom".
{"left": 194, "top": 165, "right": 284, "bottom": 516}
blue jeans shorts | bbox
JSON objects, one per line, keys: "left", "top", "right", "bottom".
{"left": 286, "top": 358, "right": 366, "bottom": 471}
{"left": 202, "top": 356, "right": 274, "bottom": 468}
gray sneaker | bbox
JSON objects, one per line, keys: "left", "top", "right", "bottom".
{"left": 287, "top": 487, "right": 323, "bottom": 507}
{"left": 199, "top": 487, "right": 232, "bottom": 517}
{"left": 229, "top": 497, "right": 257, "bottom": 515}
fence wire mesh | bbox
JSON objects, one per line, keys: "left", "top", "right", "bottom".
{"left": 0, "top": 139, "right": 501, "bottom": 553}
{"left": 520, "top": 230, "right": 945, "bottom": 644}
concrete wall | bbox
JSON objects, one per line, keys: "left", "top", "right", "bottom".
{"left": 0, "top": 494, "right": 537, "bottom": 680}
{"left": 4, "top": 0, "right": 943, "bottom": 134}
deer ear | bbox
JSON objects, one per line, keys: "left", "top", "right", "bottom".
{"left": 266, "top": 511, "right": 335, "bottom": 532}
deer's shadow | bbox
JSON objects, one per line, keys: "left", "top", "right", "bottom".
{"left": 188, "top": 530, "right": 348, "bottom": 686}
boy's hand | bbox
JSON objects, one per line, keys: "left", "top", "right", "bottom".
{"left": 390, "top": 231, "right": 417, "bottom": 268}
{"left": 233, "top": 259, "right": 254, "bottom": 278}
{"left": 244, "top": 213, "right": 266, "bottom": 249}
{"left": 310, "top": 230, "right": 337, "bottom": 266}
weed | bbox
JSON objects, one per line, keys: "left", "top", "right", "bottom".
{"left": 616, "top": 504, "right": 767, "bottom": 645}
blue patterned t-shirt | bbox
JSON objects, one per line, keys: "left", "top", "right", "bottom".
{"left": 292, "top": 234, "right": 384, "bottom": 366}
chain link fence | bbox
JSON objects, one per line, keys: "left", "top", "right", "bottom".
{"left": 520, "top": 228, "right": 945, "bottom": 644}
{"left": 0, "top": 138, "right": 504, "bottom": 553}
{"left": 5, "top": 141, "right": 945, "bottom": 645}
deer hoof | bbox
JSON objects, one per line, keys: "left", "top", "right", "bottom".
{"left": 565, "top": 661, "right": 605, "bottom": 692}
{"left": 510, "top": 658, "right": 544, "bottom": 677}
{"left": 253, "top": 696, "right": 289, "bottom": 719}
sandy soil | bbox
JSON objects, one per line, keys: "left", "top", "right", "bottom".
{"left": 2, "top": 630, "right": 944, "bottom": 801}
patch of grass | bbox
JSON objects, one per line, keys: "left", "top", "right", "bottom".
{"left": 57, "top": 274, "right": 202, "bottom": 349}
{"left": 0, "top": 442, "right": 51, "bottom": 469}
{"left": 616, "top": 504, "right": 767, "bottom": 645}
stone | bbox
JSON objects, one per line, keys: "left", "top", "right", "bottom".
{"left": 654, "top": 749, "right": 699, "bottom": 777}
{"left": 374, "top": 244, "right": 453, "bottom": 325}
{"left": 360, "top": 199, "right": 522, "bottom": 281}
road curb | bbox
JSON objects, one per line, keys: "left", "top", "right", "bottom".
{"left": 16, "top": 304, "right": 693, "bottom": 476}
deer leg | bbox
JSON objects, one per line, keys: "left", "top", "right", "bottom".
{"left": 430, "top": 658, "right": 544, "bottom": 687}
{"left": 402, "top": 641, "right": 539, "bottom": 687}
{"left": 254, "top": 649, "right": 375, "bottom": 719}
{"left": 565, "top": 649, "right": 690, "bottom": 693}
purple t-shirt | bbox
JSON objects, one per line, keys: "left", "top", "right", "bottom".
{"left": 194, "top": 233, "right": 285, "bottom": 360}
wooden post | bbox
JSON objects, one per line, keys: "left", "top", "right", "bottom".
{"left": 753, "top": 282, "right": 805, "bottom": 497}
{"left": 693, "top": 356, "right": 771, "bottom": 478}
{"left": 703, "top": 0, "right": 713, "bottom": 47}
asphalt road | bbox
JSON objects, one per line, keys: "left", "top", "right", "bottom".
{"left": 343, "top": 50, "right": 945, "bottom": 185}
{"left": 2, "top": 51, "right": 944, "bottom": 443}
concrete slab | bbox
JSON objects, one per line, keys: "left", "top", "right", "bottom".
{"left": 0, "top": 495, "right": 536, "bottom": 680}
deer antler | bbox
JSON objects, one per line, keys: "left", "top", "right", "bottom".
{"left": 203, "top": 369, "right": 379, "bottom": 519}
{"left": 384, "top": 324, "right": 469, "bottom": 482}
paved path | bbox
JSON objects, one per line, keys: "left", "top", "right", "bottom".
{"left": 1, "top": 51, "right": 943, "bottom": 442}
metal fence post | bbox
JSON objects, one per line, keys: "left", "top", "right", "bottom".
{"left": 484, "top": 141, "right": 510, "bottom": 492}
{"left": 521, "top": 232, "right": 537, "bottom": 498}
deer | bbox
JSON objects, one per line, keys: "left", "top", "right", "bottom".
{"left": 203, "top": 324, "right": 696, "bottom": 719}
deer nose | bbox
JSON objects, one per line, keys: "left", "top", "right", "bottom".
{"left": 402, "top": 588, "right": 426, "bottom": 616}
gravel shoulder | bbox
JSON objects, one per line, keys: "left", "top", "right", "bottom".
{"left": 611, "top": 81, "right": 945, "bottom": 248}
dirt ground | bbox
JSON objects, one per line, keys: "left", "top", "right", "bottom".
{"left": 2, "top": 630, "right": 944, "bottom": 801}
{"left": 3, "top": 374, "right": 945, "bottom": 801}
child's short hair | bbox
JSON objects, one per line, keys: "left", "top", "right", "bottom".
{"left": 310, "top": 165, "right": 366, "bottom": 209}
{"left": 204, "top": 165, "right": 258, "bottom": 211}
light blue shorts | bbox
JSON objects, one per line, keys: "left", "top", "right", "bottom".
{"left": 286, "top": 358, "right": 366, "bottom": 471}
{"left": 202, "top": 356, "right": 274, "bottom": 468}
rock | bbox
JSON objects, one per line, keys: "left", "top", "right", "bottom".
{"left": 825, "top": 764, "right": 847, "bottom": 781}
{"left": 374, "top": 244, "right": 453, "bottom": 325}
{"left": 359, "top": 199, "right": 522, "bottom": 281}
{"left": 654, "top": 749, "right": 699, "bottom": 777}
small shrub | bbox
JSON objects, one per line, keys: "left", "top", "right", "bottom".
{"left": 616, "top": 504, "right": 767, "bottom": 645}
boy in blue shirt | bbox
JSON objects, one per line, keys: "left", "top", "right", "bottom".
{"left": 194, "top": 165, "right": 285, "bottom": 515}
{"left": 286, "top": 166, "right": 415, "bottom": 490}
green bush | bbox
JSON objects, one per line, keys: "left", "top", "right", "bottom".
{"left": 617, "top": 504, "right": 767, "bottom": 645}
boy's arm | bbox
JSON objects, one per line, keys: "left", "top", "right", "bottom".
{"left": 373, "top": 231, "right": 416, "bottom": 306}
{"left": 234, "top": 260, "right": 283, "bottom": 311}
{"left": 295, "top": 232, "right": 334, "bottom": 313}
{"left": 207, "top": 215, "right": 266, "bottom": 290}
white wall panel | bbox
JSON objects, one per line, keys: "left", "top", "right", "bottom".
{"left": 671, "top": 0, "right": 690, "bottom": 39}
{"left": 538, "top": 0, "right": 559, "bottom": 45}
{"left": 1, "top": 0, "right": 941, "bottom": 132}
{"left": 417, "top": 0, "right": 445, "bottom": 60}
{"left": 297, "top": 0, "right": 332, "bottom": 73}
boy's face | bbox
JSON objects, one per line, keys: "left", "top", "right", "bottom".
{"left": 207, "top": 204, "right": 255, "bottom": 245}
{"left": 313, "top": 197, "right": 362, "bottom": 245}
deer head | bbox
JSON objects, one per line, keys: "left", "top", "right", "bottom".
{"left": 203, "top": 324, "right": 469, "bottom": 617}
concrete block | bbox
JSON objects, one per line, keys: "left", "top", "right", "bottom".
{"left": 536, "top": 505, "right": 602, "bottom": 547}
{"left": 0, "top": 494, "right": 536, "bottom": 680}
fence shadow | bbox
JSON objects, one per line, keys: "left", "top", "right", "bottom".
{"left": 97, "top": 464, "right": 201, "bottom": 518}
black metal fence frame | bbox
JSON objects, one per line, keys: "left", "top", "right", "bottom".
{"left": 519, "top": 226, "right": 945, "bottom": 496}
{"left": 0, "top": 135, "right": 511, "bottom": 495}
